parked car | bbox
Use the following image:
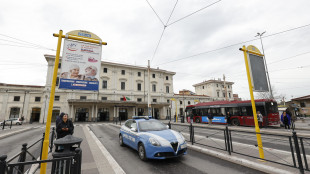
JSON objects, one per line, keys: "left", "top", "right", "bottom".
{"left": 119, "top": 116, "right": 187, "bottom": 161}
{"left": 0, "top": 118, "right": 23, "bottom": 126}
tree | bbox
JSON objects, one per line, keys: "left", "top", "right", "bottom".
{"left": 255, "top": 85, "right": 286, "bottom": 103}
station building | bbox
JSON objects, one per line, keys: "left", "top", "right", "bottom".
{"left": 0, "top": 54, "right": 175, "bottom": 123}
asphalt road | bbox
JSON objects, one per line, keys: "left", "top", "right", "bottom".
{"left": 89, "top": 124, "right": 265, "bottom": 174}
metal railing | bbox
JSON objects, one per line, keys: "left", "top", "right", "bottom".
{"left": 0, "top": 127, "right": 57, "bottom": 174}
{"left": 169, "top": 123, "right": 310, "bottom": 174}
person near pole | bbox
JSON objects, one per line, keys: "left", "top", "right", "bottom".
{"left": 281, "top": 111, "right": 291, "bottom": 131}
{"left": 226, "top": 111, "right": 232, "bottom": 125}
{"left": 208, "top": 113, "right": 214, "bottom": 125}
{"left": 56, "top": 113, "right": 74, "bottom": 139}
{"left": 56, "top": 112, "right": 65, "bottom": 129}
{"left": 257, "top": 111, "right": 263, "bottom": 128}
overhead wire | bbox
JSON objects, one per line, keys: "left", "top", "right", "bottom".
{"left": 155, "top": 23, "right": 310, "bottom": 66}
{"left": 0, "top": 34, "right": 55, "bottom": 51}
{"left": 150, "top": 0, "right": 178, "bottom": 62}
{"left": 145, "top": 0, "right": 165, "bottom": 26}
{"left": 167, "top": 0, "right": 222, "bottom": 27}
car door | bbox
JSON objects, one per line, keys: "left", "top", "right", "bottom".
{"left": 128, "top": 121, "right": 138, "bottom": 149}
{"left": 122, "top": 120, "right": 133, "bottom": 146}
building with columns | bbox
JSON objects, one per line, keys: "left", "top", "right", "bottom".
{"left": 0, "top": 54, "right": 175, "bottom": 123}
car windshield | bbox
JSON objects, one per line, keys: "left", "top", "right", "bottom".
{"left": 138, "top": 120, "right": 167, "bottom": 132}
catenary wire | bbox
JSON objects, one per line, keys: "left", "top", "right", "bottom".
{"left": 145, "top": 0, "right": 165, "bottom": 26}
{"left": 167, "top": 0, "right": 222, "bottom": 27}
{"left": 155, "top": 23, "right": 310, "bottom": 66}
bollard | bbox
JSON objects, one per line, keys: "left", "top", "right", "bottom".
{"left": 292, "top": 131, "right": 304, "bottom": 174}
{"left": 50, "top": 127, "right": 55, "bottom": 152}
{"left": 0, "top": 155, "right": 7, "bottom": 174}
{"left": 40, "top": 133, "right": 45, "bottom": 161}
{"left": 73, "top": 148, "right": 82, "bottom": 174}
{"left": 168, "top": 121, "right": 171, "bottom": 129}
{"left": 2, "top": 121, "right": 5, "bottom": 130}
{"left": 10, "top": 120, "right": 12, "bottom": 129}
{"left": 225, "top": 126, "right": 231, "bottom": 155}
{"left": 17, "top": 143, "right": 28, "bottom": 173}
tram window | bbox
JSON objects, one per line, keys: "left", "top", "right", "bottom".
{"left": 256, "top": 106, "right": 266, "bottom": 116}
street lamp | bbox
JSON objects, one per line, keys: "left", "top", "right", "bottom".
{"left": 255, "top": 31, "right": 273, "bottom": 99}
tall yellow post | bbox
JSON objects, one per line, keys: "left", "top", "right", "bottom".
{"left": 40, "top": 30, "right": 63, "bottom": 173}
{"left": 241, "top": 45, "right": 265, "bottom": 159}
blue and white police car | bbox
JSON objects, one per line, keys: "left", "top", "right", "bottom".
{"left": 119, "top": 116, "right": 187, "bottom": 161}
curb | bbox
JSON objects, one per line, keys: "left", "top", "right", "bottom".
{"left": 0, "top": 127, "right": 33, "bottom": 140}
{"left": 187, "top": 144, "right": 293, "bottom": 174}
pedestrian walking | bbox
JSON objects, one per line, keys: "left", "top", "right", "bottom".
{"left": 226, "top": 111, "right": 232, "bottom": 125}
{"left": 281, "top": 111, "right": 291, "bottom": 130}
{"left": 208, "top": 113, "right": 214, "bottom": 125}
{"left": 56, "top": 113, "right": 74, "bottom": 139}
{"left": 257, "top": 111, "right": 263, "bottom": 128}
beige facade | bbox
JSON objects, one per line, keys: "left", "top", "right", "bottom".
{"left": 193, "top": 78, "right": 234, "bottom": 101}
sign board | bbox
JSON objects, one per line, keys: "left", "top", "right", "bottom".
{"left": 247, "top": 45, "right": 269, "bottom": 92}
{"left": 59, "top": 32, "right": 102, "bottom": 91}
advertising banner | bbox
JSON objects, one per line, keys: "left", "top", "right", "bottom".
{"left": 201, "top": 116, "right": 227, "bottom": 123}
{"left": 59, "top": 39, "right": 102, "bottom": 91}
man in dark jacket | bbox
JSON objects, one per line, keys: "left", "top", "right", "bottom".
{"left": 56, "top": 113, "right": 74, "bottom": 139}
{"left": 56, "top": 112, "right": 65, "bottom": 128}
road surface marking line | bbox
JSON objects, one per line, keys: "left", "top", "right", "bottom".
{"left": 83, "top": 124, "right": 125, "bottom": 174}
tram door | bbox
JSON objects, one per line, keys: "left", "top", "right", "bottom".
{"left": 98, "top": 108, "right": 109, "bottom": 121}
{"left": 119, "top": 108, "right": 128, "bottom": 121}
{"left": 75, "top": 108, "right": 89, "bottom": 122}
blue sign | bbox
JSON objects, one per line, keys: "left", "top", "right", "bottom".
{"left": 201, "top": 116, "right": 226, "bottom": 123}
{"left": 59, "top": 79, "right": 99, "bottom": 91}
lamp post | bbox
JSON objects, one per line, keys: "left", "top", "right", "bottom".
{"left": 255, "top": 32, "right": 273, "bottom": 99}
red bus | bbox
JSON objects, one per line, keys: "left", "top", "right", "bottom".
{"left": 185, "top": 99, "right": 280, "bottom": 126}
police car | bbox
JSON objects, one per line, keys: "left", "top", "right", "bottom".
{"left": 119, "top": 116, "right": 187, "bottom": 161}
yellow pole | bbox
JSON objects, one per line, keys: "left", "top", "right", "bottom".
{"left": 40, "top": 30, "right": 63, "bottom": 173}
{"left": 53, "top": 33, "right": 107, "bottom": 45}
{"left": 241, "top": 45, "right": 264, "bottom": 159}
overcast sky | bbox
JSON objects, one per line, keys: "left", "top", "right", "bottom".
{"left": 1, "top": 0, "right": 309, "bottom": 101}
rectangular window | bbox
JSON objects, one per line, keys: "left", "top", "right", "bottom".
{"left": 152, "top": 74, "right": 155, "bottom": 78}
{"left": 121, "top": 70, "right": 125, "bottom": 75}
{"left": 229, "top": 93, "right": 231, "bottom": 98}
{"left": 166, "top": 86, "right": 169, "bottom": 93}
{"left": 203, "top": 86, "right": 204, "bottom": 89}
{"left": 14, "top": 96, "right": 20, "bottom": 101}
{"left": 222, "top": 85, "right": 224, "bottom": 88}
{"left": 138, "top": 72, "right": 141, "bottom": 76}
{"left": 137, "top": 98, "right": 142, "bottom": 102}
{"left": 180, "top": 101, "right": 182, "bottom": 105}
{"left": 55, "top": 96, "right": 60, "bottom": 101}
{"left": 188, "top": 101, "right": 191, "bottom": 104}
{"left": 121, "top": 82, "right": 125, "bottom": 90}
{"left": 80, "top": 96, "right": 87, "bottom": 100}
{"left": 301, "top": 102, "right": 306, "bottom": 107}
{"left": 223, "top": 93, "right": 226, "bottom": 97}
{"left": 101, "top": 97, "right": 107, "bottom": 100}
{"left": 103, "top": 68, "right": 108, "bottom": 73}
{"left": 35, "top": 97, "right": 41, "bottom": 102}
{"left": 228, "top": 85, "right": 230, "bottom": 89}
{"left": 217, "top": 92, "right": 219, "bottom": 97}
{"left": 216, "top": 84, "right": 218, "bottom": 87}
{"left": 58, "top": 63, "right": 61, "bottom": 69}
{"left": 102, "top": 80, "right": 107, "bottom": 89}
{"left": 152, "top": 84, "right": 156, "bottom": 92}
{"left": 166, "top": 76, "right": 169, "bottom": 80}
{"left": 167, "top": 100, "right": 170, "bottom": 103}
{"left": 153, "top": 99, "right": 157, "bottom": 102}
{"left": 137, "top": 83, "right": 141, "bottom": 91}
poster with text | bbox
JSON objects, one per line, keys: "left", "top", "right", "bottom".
{"left": 59, "top": 39, "right": 102, "bottom": 91}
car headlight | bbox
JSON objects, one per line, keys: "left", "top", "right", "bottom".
{"left": 149, "top": 137, "right": 161, "bottom": 146}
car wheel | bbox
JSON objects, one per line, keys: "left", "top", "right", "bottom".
{"left": 195, "top": 118, "right": 200, "bottom": 123}
{"left": 231, "top": 119, "right": 240, "bottom": 126}
{"left": 119, "top": 134, "right": 124, "bottom": 147}
{"left": 138, "top": 143, "right": 147, "bottom": 161}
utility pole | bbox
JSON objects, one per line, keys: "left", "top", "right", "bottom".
{"left": 147, "top": 60, "right": 152, "bottom": 117}
{"left": 255, "top": 32, "right": 273, "bottom": 99}
{"left": 223, "top": 74, "right": 228, "bottom": 101}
